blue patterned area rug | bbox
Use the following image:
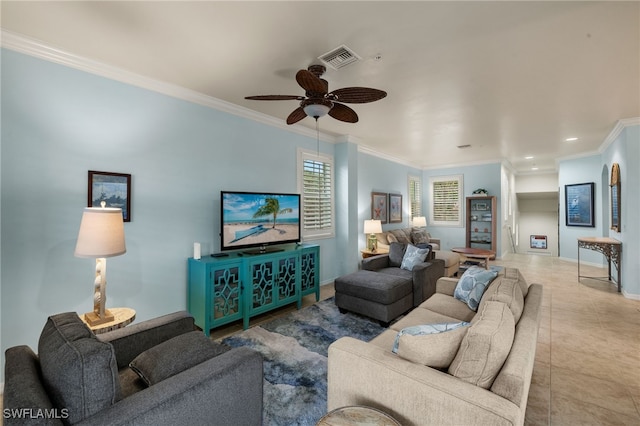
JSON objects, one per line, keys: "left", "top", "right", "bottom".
{"left": 220, "top": 297, "right": 384, "bottom": 426}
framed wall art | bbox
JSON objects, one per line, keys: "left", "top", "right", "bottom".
{"left": 88, "top": 170, "right": 132, "bottom": 222}
{"left": 564, "top": 182, "right": 594, "bottom": 227}
{"left": 388, "top": 193, "right": 402, "bottom": 223}
{"left": 530, "top": 235, "right": 548, "bottom": 249}
{"left": 371, "top": 192, "right": 388, "bottom": 224}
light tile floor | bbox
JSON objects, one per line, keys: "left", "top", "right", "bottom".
{"left": 209, "top": 253, "right": 640, "bottom": 425}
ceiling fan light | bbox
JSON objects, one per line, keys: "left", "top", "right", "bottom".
{"left": 303, "top": 103, "right": 331, "bottom": 118}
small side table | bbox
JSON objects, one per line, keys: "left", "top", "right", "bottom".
{"left": 451, "top": 247, "right": 495, "bottom": 270}
{"left": 317, "top": 405, "right": 400, "bottom": 426}
{"left": 80, "top": 307, "right": 136, "bottom": 334}
{"left": 361, "top": 248, "right": 389, "bottom": 259}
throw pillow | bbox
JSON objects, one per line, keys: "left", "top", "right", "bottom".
{"left": 453, "top": 266, "right": 498, "bottom": 311}
{"left": 410, "top": 228, "right": 430, "bottom": 245}
{"left": 448, "top": 301, "right": 515, "bottom": 389}
{"left": 388, "top": 242, "right": 407, "bottom": 267}
{"left": 400, "top": 244, "right": 430, "bottom": 271}
{"left": 38, "top": 313, "right": 120, "bottom": 424}
{"left": 389, "top": 229, "right": 411, "bottom": 244}
{"left": 129, "top": 331, "right": 229, "bottom": 386}
{"left": 392, "top": 322, "right": 470, "bottom": 368}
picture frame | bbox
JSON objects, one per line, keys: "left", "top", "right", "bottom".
{"left": 371, "top": 192, "right": 388, "bottom": 224}
{"left": 474, "top": 202, "right": 488, "bottom": 211}
{"left": 388, "top": 193, "right": 402, "bottom": 223}
{"left": 530, "top": 235, "right": 547, "bottom": 249}
{"left": 88, "top": 170, "right": 132, "bottom": 222}
{"left": 565, "top": 182, "right": 594, "bottom": 227}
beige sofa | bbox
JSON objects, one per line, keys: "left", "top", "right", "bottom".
{"left": 328, "top": 267, "right": 543, "bottom": 426}
{"left": 376, "top": 227, "right": 461, "bottom": 277}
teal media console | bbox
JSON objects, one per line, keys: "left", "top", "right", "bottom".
{"left": 188, "top": 244, "right": 320, "bottom": 335}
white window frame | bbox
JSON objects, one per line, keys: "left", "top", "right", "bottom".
{"left": 297, "top": 148, "right": 335, "bottom": 240}
{"left": 408, "top": 175, "right": 422, "bottom": 221}
{"left": 429, "top": 174, "right": 463, "bottom": 227}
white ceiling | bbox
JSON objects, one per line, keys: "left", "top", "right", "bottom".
{"left": 2, "top": 1, "right": 639, "bottom": 173}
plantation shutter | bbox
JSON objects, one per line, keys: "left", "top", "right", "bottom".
{"left": 429, "top": 175, "right": 463, "bottom": 226}
{"left": 408, "top": 175, "right": 422, "bottom": 219}
{"left": 298, "top": 149, "right": 335, "bottom": 240}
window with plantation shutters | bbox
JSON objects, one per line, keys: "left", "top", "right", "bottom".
{"left": 429, "top": 175, "right": 463, "bottom": 227}
{"left": 408, "top": 175, "right": 422, "bottom": 220}
{"left": 297, "top": 149, "right": 335, "bottom": 240}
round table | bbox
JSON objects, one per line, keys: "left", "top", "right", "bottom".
{"left": 451, "top": 247, "right": 495, "bottom": 270}
{"left": 316, "top": 405, "right": 400, "bottom": 426}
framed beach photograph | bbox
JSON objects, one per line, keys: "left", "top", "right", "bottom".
{"left": 565, "top": 182, "right": 594, "bottom": 227}
{"left": 388, "top": 193, "right": 402, "bottom": 223}
{"left": 371, "top": 192, "right": 388, "bottom": 224}
{"left": 88, "top": 171, "right": 131, "bottom": 222}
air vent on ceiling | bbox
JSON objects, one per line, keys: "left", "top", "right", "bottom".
{"left": 318, "top": 45, "right": 361, "bottom": 70}
{"left": 457, "top": 144, "right": 472, "bottom": 149}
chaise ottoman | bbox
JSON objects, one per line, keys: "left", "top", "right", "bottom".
{"left": 334, "top": 270, "right": 413, "bottom": 326}
{"left": 435, "top": 250, "right": 461, "bottom": 277}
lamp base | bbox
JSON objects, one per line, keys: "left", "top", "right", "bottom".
{"left": 84, "top": 309, "right": 115, "bottom": 326}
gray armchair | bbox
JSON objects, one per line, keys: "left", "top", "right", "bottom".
{"left": 3, "top": 311, "right": 263, "bottom": 426}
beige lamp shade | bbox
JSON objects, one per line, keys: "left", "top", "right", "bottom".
{"left": 412, "top": 216, "right": 427, "bottom": 227}
{"left": 74, "top": 207, "right": 126, "bottom": 258}
{"left": 364, "top": 219, "right": 383, "bottom": 235}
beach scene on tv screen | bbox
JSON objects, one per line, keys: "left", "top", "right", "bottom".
{"left": 222, "top": 193, "right": 300, "bottom": 248}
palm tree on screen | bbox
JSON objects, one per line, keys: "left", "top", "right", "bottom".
{"left": 253, "top": 198, "right": 292, "bottom": 228}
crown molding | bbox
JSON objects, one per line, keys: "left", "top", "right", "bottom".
{"left": 357, "top": 144, "right": 422, "bottom": 169}
{"left": 599, "top": 117, "right": 640, "bottom": 153}
{"left": 1, "top": 29, "right": 336, "bottom": 144}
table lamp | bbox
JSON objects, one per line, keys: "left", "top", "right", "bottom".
{"left": 364, "top": 219, "right": 383, "bottom": 252}
{"left": 412, "top": 216, "right": 427, "bottom": 228}
{"left": 74, "top": 204, "right": 126, "bottom": 326}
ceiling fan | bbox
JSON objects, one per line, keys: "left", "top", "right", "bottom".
{"left": 245, "top": 64, "right": 387, "bottom": 124}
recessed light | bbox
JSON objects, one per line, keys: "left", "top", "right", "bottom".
{"left": 532, "top": 167, "right": 539, "bottom": 171}
{"left": 565, "top": 137, "right": 578, "bottom": 142}
{"left": 525, "top": 156, "right": 534, "bottom": 160}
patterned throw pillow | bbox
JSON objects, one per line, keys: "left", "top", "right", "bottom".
{"left": 410, "top": 228, "right": 431, "bottom": 245}
{"left": 392, "top": 322, "right": 470, "bottom": 367}
{"left": 454, "top": 266, "right": 498, "bottom": 311}
{"left": 400, "top": 244, "right": 430, "bottom": 271}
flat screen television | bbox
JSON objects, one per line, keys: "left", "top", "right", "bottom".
{"left": 220, "top": 191, "right": 301, "bottom": 254}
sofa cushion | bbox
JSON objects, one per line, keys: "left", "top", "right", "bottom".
{"left": 503, "top": 267, "right": 529, "bottom": 298}
{"left": 454, "top": 266, "right": 498, "bottom": 311}
{"left": 419, "top": 293, "right": 477, "bottom": 323}
{"left": 388, "top": 228, "right": 412, "bottom": 244}
{"left": 479, "top": 275, "right": 525, "bottom": 323}
{"left": 38, "top": 312, "right": 120, "bottom": 424}
{"left": 388, "top": 242, "right": 407, "bottom": 267}
{"left": 129, "top": 331, "right": 229, "bottom": 386}
{"left": 400, "top": 244, "right": 430, "bottom": 271}
{"left": 448, "top": 301, "right": 515, "bottom": 389}
{"left": 335, "top": 270, "right": 412, "bottom": 305}
{"left": 390, "top": 305, "right": 467, "bottom": 332}
{"left": 392, "top": 322, "right": 470, "bottom": 368}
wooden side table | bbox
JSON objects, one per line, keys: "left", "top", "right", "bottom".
{"left": 451, "top": 247, "right": 495, "bottom": 270}
{"left": 317, "top": 405, "right": 400, "bottom": 425}
{"left": 361, "top": 248, "right": 389, "bottom": 259}
{"left": 80, "top": 307, "right": 136, "bottom": 334}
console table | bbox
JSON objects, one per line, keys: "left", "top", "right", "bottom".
{"left": 188, "top": 244, "right": 319, "bottom": 335}
{"left": 577, "top": 237, "right": 621, "bottom": 292}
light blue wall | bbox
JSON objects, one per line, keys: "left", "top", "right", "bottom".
{"left": 1, "top": 49, "right": 344, "bottom": 372}
{"left": 423, "top": 163, "right": 503, "bottom": 252}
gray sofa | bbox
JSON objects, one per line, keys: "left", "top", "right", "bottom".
{"left": 3, "top": 311, "right": 263, "bottom": 425}
{"left": 377, "top": 227, "right": 461, "bottom": 277}
{"left": 328, "top": 267, "right": 543, "bottom": 426}
{"left": 335, "top": 243, "right": 445, "bottom": 326}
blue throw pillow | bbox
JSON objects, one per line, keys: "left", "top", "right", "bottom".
{"left": 454, "top": 266, "right": 498, "bottom": 311}
{"left": 392, "top": 322, "right": 470, "bottom": 354}
{"left": 400, "top": 244, "right": 430, "bottom": 271}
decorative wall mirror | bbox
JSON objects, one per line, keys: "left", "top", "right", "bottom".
{"left": 610, "top": 163, "right": 621, "bottom": 232}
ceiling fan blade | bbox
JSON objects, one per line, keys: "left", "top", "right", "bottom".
{"left": 329, "top": 87, "right": 387, "bottom": 104}
{"left": 245, "top": 95, "right": 304, "bottom": 101}
{"left": 296, "top": 69, "right": 328, "bottom": 94}
{"left": 286, "top": 107, "right": 307, "bottom": 125}
{"left": 329, "top": 103, "right": 359, "bottom": 123}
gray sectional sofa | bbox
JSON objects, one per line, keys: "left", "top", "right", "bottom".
{"left": 328, "top": 267, "right": 543, "bottom": 426}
